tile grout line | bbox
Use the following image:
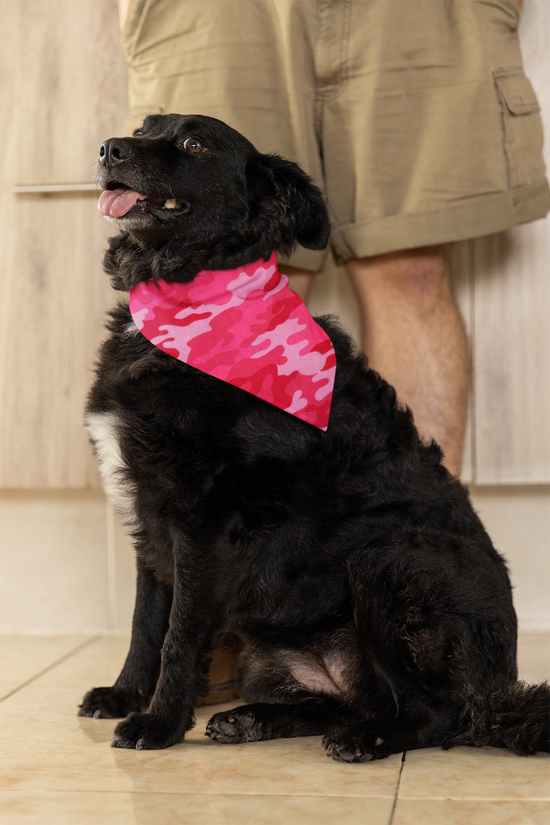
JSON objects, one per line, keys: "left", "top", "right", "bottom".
{"left": 0, "top": 788, "right": 407, "bottom": 800}
{"left": 0, "top": 635, "right": 103, "bottom": 703}
{"left": 0, "top": 789, "right": 548, "bottom": 801}
{"left": 388, "top": 751, "right": 406, "bottom": 825}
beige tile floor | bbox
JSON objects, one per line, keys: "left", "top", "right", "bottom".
{"left": 0, "top": 633, "right": 548, "bottom": 825}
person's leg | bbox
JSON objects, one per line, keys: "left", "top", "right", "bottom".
{"left": 346, "top": 245, "right": 469, "bottom": 477}
{"left": 280, "top": 264, "right": 315, "bottom": 303}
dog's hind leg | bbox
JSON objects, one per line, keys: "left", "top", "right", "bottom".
{"left": 207, "top": 697, "right": 359, "bottom": 744}
{"left": 79, "top": 556, "right": 172, "bottom": 719}
{"left": 323, "top": 719, "right": 423, "bottom": 762}
{"left": 321, "top": 530, "right": 517, "bottom": 762}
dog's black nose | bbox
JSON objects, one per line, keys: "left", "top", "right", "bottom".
{"left": 99, "top": 139, "right": 133, "bottom": 167}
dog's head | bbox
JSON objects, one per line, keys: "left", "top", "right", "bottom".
{"left": 97, "top": 114, "right": 331, "bottom": 289}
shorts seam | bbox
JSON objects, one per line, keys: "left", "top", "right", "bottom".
{"left": 332, "top": 0, "right": 351, "bottom": 101}
{"left": 494, "top": 77, "right": 512, "bottom": 190}
{"left": 314, "top": 0, "right": 351, "bottom": 101}
{"left": 313, "top": 97, "right": 324, "bottom": 156}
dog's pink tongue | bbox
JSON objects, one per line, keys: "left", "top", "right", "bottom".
{"left": 98, "top": 187, "right": 146, "bottom": 217}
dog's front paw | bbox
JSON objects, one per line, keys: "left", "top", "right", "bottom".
{"left": 323, "top": 724, "right": 393, "bottom": 763}
{"left": 78, "top": 686, "right": 143, "bottom": 719}
{"left": 206, "top": 707, "right": 263, "bottom": 744}
{"left": 111, "top": 712, "right": 182, "bottom": 750}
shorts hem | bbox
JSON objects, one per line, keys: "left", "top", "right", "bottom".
{"left": 280, "top": 247, "right": 330, "bottom": 272}
{"left": 331, "top": 181, "right": 550, "bottom": 260}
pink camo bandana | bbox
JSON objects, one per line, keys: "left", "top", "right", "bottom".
{"left": 128, "top": 252, "right": 336, "bottom": 430}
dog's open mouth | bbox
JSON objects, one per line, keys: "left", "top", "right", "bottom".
{"left": 98, "top": 184, "right": 188, "bottom": 218}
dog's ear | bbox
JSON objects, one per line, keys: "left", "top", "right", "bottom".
{"left": 247, "top": 153, "right": 331, "bottom": 252}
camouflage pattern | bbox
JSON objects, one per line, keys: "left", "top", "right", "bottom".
{"left": 128, "top": 252, "right": 336, "bottom": 430}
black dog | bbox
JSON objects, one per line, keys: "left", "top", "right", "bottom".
{"left": 79, "top": 114, "right": 549, "bottom": 760}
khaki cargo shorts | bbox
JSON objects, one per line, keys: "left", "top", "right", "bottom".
{"left": 122, "top": 0, "right": 550, "bottom": 270}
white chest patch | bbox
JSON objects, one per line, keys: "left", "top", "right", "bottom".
{"left": 85, "top": 411, "right": 138, "bottom": 527}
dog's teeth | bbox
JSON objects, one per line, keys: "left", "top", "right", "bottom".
{"left": 163, "top": 199, "right": 180, "bottom": 209}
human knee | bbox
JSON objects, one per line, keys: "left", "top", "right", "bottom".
{"left": 386, "top": 253, "right": 451, "bottom": 313}
{"left": 348, "top": 245, "right": 453, "bottom": 316}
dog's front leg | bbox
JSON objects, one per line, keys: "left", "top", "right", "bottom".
{"left": 79, "top": 557, "right": 172, "bottom": 719}
{"left": 110, "top": 551, "right": 218, "bottom": 750}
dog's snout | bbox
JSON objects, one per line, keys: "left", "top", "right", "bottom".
{"left": 99, "top": 139, "right": 133, "bottom": 167}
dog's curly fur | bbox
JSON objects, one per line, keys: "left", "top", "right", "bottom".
{"left": 79, "top": 114, "right": 549, "bottom": 760}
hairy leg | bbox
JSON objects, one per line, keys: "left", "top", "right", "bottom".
{"left": 346, "top": 245, "right": 469, "bottom": 476}
{"left": 280, "top": 264, "right": 315, "bottom": 303}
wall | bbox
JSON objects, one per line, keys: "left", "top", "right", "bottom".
{"left": 0, "top": 0, "right": 548, "bottom": 632}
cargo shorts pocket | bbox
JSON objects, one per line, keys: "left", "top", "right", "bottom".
{"left": 494, "top": 68, "right": 545, "bottom": 190}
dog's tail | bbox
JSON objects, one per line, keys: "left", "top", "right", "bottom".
{"left": 445, "top": 681, "right": 550, "bottom": 755}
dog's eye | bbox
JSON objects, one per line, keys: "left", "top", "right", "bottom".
{"left": 183, "top": 137, "right": 206, "bottom": 154}
{"left": 133, "top": 129, "right": 144, "bottom": 137}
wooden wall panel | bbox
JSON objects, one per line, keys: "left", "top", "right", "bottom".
{"left": 0, "top": 196, "right": 115, "bottom": 487}
{"left": 0, "top": 0, "right": 128, "bottom": 487}
{"left": 13, "top": 0, "right": 128, "bottom": 186}
{"left": 472, "top": 2, "right": 550, "bottom": 483}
